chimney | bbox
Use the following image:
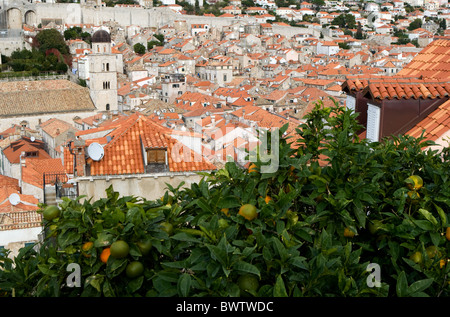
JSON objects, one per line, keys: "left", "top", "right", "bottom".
{"left": 72, "top": 138, "right": 86, "bottom": 177}
{"left": 211, "top": 115, "right": 216, "bottom": 125}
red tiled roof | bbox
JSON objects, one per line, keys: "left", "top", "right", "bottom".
{"left": 3, "top": 137, "right": 50, "bottom": 164}
{"left": 405, "top": 99, "right": 450, "bottom": 142}
{"left": 22, "top": 157, "right": 66, "bottom": 188}
{"left": 342, "top": 77, "right": 450, "bottom": 100}
{"left": 65, "top": 114, "right": 217, "bottom": 175}
{"left": 397, "top": 37, "right": 450, "bottom": 80}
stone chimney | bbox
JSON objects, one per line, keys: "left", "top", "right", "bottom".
{"left": 72, "top": 138, "right": 86, "bottom": 177}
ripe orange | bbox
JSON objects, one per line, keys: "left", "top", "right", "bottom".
{"left": 100, "top": 247, "right": 111, "bottom": 264}
{"left": 238, "top": 204, "right": 258, "bottom": 221}
{"left": 407, "top": 190, "right": 420, "bottom": 204}
{"left": 343, "top": 227, "right": 355, "bottom": 238}
{"left": 82, "top": 241, "right": 94, "bottom": 258}
{"left": 440, "top": 259, "right": 447, "bottom": 269}
{"left": 264, "top": 196, "right": 272, "bottom": 204}
{"left": 405, "top": 175, "right": 423, "bottom": 191}
{"left": 221, "top": 208, "right": 230, "bottom": 217}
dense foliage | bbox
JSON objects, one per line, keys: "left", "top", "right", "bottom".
{"left": 4, "top": 48, "right": 68, "bottom": 74}
{"left": 1, "top": 101, "right": 449, "bottom": 297}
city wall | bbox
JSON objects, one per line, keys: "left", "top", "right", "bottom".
{"left": 3, "top": 3, "right": 317, "bottom": 38}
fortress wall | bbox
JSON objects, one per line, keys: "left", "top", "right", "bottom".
{"left": 5, "top": 3, "right": 316, "bottom": 38}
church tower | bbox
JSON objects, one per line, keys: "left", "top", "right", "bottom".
{"left": 88, "top": 29, "right": 118, "bottom": 113}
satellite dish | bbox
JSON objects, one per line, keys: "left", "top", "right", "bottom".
{"left": 87, "top": 142, "right": 104, "bottom": 161}
{"left": 30, "top": 136, "right": 36, "bottom": 142}
{"left": 8, "top": 193, "right": 20, "bottom": 206}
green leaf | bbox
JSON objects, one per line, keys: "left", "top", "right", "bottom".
{"left": 127, "top": 275, "right": 144, "bottom": 294}
{"left": 177, "top": 273, "right": 192, "bottom": 297}
{"left": 433, "top": 203, "right": 447, "bottom": 226}
{"left": 94, "top": 232, "right": 114, "bottom": 248}
{"left": 206, "top": 244, "right": 228, "bottom": 267}
{"left": 217, "top": 196, "right": 241, "bottom": 209}
{"left": 171, "top": 232, "right": 201, "bottom": 244}
{"left": 418, "top": 209, "right": 438, "bottom": 226}
{"left": 232, "top": 261, "right": 261, "bottom": 278}
{"left": 408, "top": 278, "right": 433, "bottom": 296}
{"left": 273, "top": 275, "right": 288, "bottom": 297}
{"left": 396, "top": 271, "right": 408, "bottom": 297}
{"left": 57, "top": 230, "right": 80, "bottom": 249}
{"left": 86, "top": 275, "right": 103, "bottom": 293}
{"left": 102, "top": 279, "right": 115, "bottom": 297}
{"left": 106, "top": 258, "right": 127, "bottom": 278}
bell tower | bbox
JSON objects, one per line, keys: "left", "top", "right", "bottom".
{"left": 88, "top": 29, "right": 118, "bottom": 113}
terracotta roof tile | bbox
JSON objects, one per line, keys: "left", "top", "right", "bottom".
{"left": 65, "top": 114, "right": 217, "bottom": 175}
{"left": 343, "top": 77, "right": 450, "bottom": 100}
{"left": 397, "top": 37, "right": 450, "bottom": 80}
{"left": 405, "top": 99, "right": 450, "bottom": 142}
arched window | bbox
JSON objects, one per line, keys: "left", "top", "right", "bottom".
{"left": 106, "top": 63, "right": 110, "bottom": 71}
{"left": 106, "top": 104, "right": 110, "bottom": 111}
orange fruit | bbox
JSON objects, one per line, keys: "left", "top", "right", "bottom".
{"left": 264, "top": 196, "right": 272, "bottom": 204}
{"left": 405, "top": 175, "right": 423, "bottom": 190}
{"left": 237, "top": 274, "right": 259, "bottom": 296}
{"left": 110, "top": 240, "right": 130, "bottom": 259}
{"left": 100, "top": 247, "right": 111, "bottom": 264}
{"left": 410, "top": 251, "right": 423, "bottom": 264}
{"left": 406, "top": 190, "right": 420, "bottom": 204}
{"left": 126, "top": 261, "right": 144, "bottom": 279}
{"left": 43, "top": 205, "right": 60, "bottom": 221}
{"left": 440, "top": 259, "right": 447, "bottom": 269}
{"left": 160, "top": 222, "right": 174, "bottom": 236}
{"left": 136, "top": 240, "right": 152, "bottom": 256}
{"left": 238, "top": 204, "right": 257, "bottom": 221}
{"left": 221, "top": 208, "right": 230, "bottom": 216}
{"left": 426, "top": 246, "right": 438, "bottom": 259}
{"left": 343, "top": 227, "right": 355, "bottom": 238}
{"left": 82, "top": 241, "right": 94, "bottom": 258}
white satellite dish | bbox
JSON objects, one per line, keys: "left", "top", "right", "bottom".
{"left": 8, "top": 193, "right": 20, "bottom": 206}
{"left": 87, "top": 142, "right": 104, "bottom": 161}
{"left": 30, "top": 136, "right": 36, "bottom": 142}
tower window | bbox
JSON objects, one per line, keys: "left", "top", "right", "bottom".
{"left": 106, "top": 104, "right": 110, "bottom": 111}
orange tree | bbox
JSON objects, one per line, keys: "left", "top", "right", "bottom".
{"left": 0, "top": 100, "right": 449, "bottom": 297}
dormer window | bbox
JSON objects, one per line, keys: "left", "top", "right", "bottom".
{"left": 25, "top": 151, "right": 38, "bottom": 157}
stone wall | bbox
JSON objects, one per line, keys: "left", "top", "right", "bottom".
{"left": 76, "top": 172, "right": 207, "bottom": 201}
